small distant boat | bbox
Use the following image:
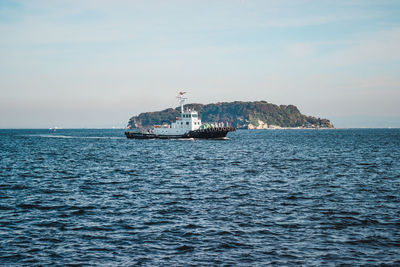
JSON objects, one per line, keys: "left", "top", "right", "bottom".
{"left": 125, "top": 92, "right": 235, "bottom": 139}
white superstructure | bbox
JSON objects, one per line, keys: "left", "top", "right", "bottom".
{"left": 152, "top": 92, "right": 202, "bottom": 136}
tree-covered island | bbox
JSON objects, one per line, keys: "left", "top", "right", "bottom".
{"left": 127, "top": 101, "right": 334, "bottom": 129}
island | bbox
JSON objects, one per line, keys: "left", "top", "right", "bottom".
{"left": 127, "top": 101, "right": 334, "bottom": 129}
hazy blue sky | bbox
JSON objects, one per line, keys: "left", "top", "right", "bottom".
{"left": 1, "top": 0, "right": 399, "bottom": 128}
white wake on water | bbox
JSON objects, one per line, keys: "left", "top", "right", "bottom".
{"left": 23, "top": 134, "right": 125, "bottom": 140}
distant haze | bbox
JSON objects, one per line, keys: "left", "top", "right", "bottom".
{"left": 1, "top": 0, "right": 399, "bottom": 128}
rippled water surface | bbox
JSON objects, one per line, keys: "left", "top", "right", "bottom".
{"left": 1, "top": 129, "right": 399, "bottom": 265}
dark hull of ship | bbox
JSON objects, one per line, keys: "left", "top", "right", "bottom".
{"left": 125, "top": 127, "right": 236, "bottom": 140}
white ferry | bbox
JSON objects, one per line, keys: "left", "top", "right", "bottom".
{"left": 125, "top": 92, "right": 235, "bottom": 139}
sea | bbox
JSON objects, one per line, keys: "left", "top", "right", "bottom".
{"left": 0, "top": 129, "right": 399, "bottom": 266}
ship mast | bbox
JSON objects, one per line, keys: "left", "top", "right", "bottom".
{"left": 177, "top": 91, "right": 187, "bottom": 114}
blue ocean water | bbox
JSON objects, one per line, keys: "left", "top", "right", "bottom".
{"left": 0, "top": 129, "right": 399, "bottom": 265}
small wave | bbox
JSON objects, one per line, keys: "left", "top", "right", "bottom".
{"left": 0, "top": 205, "right": 12, "bottom": 210}
{"left": 34, "top": 221, "right": 66, "bottom": 230}
{"left": 37, "top": 205, "right": 65, "bottom": 211}
{"left": 184, "top": 223, "right": 200, "bottom": 229}
{"left": 218, "top": 230, "right": 233, "bottom": 235}
{"left": 2, "top": 184, "right": 29, "bottom": 190}
{"left": 17, "top": 203, "right": 37, "bottom": 209}
{"left": 346, "top": 239, "right": 375, "bottom": 245}
{"left": 144, "top": 220, "right": 170, "bottom": 226}
{"left": 1, "top": 254, "right": 24, "bottom": 260}
{"left": 67, "top": 205, "right": 96, "bottom": 211}
{"left": 40, "top": 189, "right": 68, "bottom": 194}
{"left": 121, "top": 224, "right": 136, "bottom": 230}
{"left": 88, "top": 247, "right": 114, "bottom": 252}
{"left": 175, "top": 245, "right": 195, "bottom": 253}
{"left": 71, "top": 209, "right": 86, "bottom": 215}
{"left": 244, "top": 169, "right": 259, "bottom": 174}
{"left": 183, "top": 231, "right": 200, "bottom": 237}
{"left": 38, "top": 237, "right": 63, "bottom": 243}
{"left": 218, "top": 242, "right": 251, "bottom": 249}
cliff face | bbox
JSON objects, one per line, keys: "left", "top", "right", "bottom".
{"left": 128, "top": 101, "right": 334, "bottom": 129}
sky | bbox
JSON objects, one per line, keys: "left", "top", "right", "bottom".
{"left": 1, "top": 0, "right": 399, "bottom": 128}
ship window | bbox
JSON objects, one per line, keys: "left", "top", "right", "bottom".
{"left": 192, "top": 114, "right": 197, "bottom": 118}
{"left": 186, "top": 122, "right": 189, "bottom": 125}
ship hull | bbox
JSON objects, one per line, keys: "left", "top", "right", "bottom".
{"left": 125, "top": 127, "right": 235, "bottom": 140}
